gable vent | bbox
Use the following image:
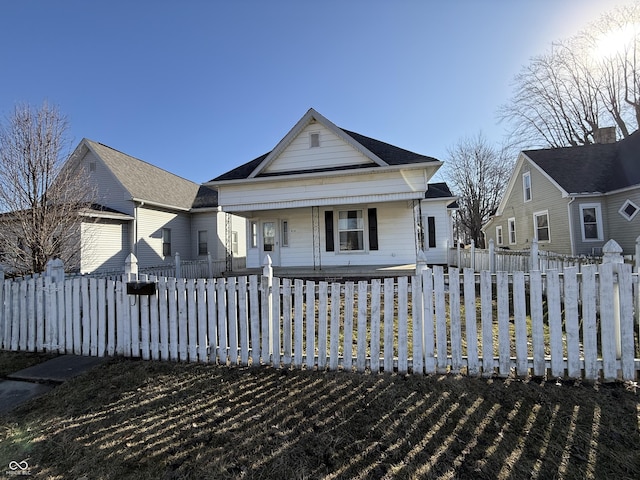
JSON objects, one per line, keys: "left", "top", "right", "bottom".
{"left": 310, "top": 132, "right": 320, "bottom": 148}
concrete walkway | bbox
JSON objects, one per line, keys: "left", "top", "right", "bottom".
{"left": 0, "top": 355, "right": 109, "bottom": 415}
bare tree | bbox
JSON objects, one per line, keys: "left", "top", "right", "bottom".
{"left": 499, "top": 3, "right": 640, "bottom": 148}
{"left": 0, "top": 102, "right": 94, "bottom": 275}
{"left": 442, "top": 133, "right": 514, "bottom": 248}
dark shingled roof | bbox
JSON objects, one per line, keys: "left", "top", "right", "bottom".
{"left": 424, "top": 182, "right": 455, "bottom": 199}
{"left": 210, "top": 128, "right": 439, "bottom": 182}
{"left": 523, "top": 131, "right": 640, "bottom": 194}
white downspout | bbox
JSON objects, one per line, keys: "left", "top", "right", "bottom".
{"left": 567, "top": 197, "right": 575, "bottom": 256}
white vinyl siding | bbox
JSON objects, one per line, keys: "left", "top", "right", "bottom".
{"left": 136, "top": 207, "right": 191, "bottom": 267}
{"left": 83, "top": 150, "right": 134, "bottom": 215}
{"left": 80, "top": 219, "right": 130, "bottom": 273}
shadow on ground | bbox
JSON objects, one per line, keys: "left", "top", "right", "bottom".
{"left": 1, "top": 358, "right": 638, "bottom": 479}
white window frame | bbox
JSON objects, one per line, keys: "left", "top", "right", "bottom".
{"left": 619, "top": 199, "right": 639, "bottom": 221}
{"left": 162, "top": 228, "right": 172, "bottom": 257}
{"left": 508, "top": 217, "right": 516, "bottom": 245}
{"left": 579, "top": 203, "right": 604, "bottom": 242}
{"left": 523, "top": 171, "right": 532, "bottom": 202}
{"left": 281, "top": 220, "right": 289, "bottom": 247}
{"left": 337, "top": 208, "right": 366, "bottom": 252}
{"left": 496, "top": 225, "right": 503, "bottom": 246}
{"left": 533, "top": 210, "right": 550, "bottom": 242}
{"left": 198, "top": 230, "right": 208, "bottom": 256}
{"left": 250, "top": 221, "right": 258, "bottom": 248}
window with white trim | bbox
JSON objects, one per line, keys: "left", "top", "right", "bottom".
{"left": 281, "top": 221, "right": 289, "bottom": 247}
{"left": 162, "top": 228, "right": 172, "bottom": 256}
{"left": 579, "top": 203, "right": 603, "bottom": 241}
{"left": 508, "top": 217, "right": 516, "bottom": 245}
{"left": 232, "top": 231, "right": 239, "bottom": 254}
{"left": 250, "top": 221, "right": 258, "bottom": 248}
{"left": 310, "top": 132, "right": 320, "bottom": 148}
{"left": 534, "top": 211, "right": 550, "bottom": 242}
{"left": 496, "top": 226, "right": 503, "bottom": 246}
{"left": 619, "top": 199, "right": 639, "bottom": 221}
{"left": 338, "top": 209, "right": 364, "bottom": 251}
{"left": 523, "top": 171, "right": 532, "bottom": 202}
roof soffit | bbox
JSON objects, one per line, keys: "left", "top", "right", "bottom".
{"left": 248, "top": 108, "right": 387, "bottom": 178}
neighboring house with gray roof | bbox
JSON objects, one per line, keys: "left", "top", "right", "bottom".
{"left": 207, "top": 108, "right": 457, "bottom": 270}
{"left": 483, "top": 128, "right": 640, "bottom": 256}
{"left": 67, "top": 139, "right": 245, "bottom": 273}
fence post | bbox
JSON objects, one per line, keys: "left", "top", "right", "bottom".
{"left": 174, "top": 252, "right": 181, "bottom": 279}
{"left": 457, "top": 239, "right": 462, "bottom": 268}
{"left": 45, "top": 258, "right": 65, "bottom": 283}
{"left": 470, "top": 240, "right": 476, "bottom": 272}
{"left": 530, "top": 238, "right": 539, "bottom": 272}
{"left": 489, "top": 239, "right": 495, "bottom": 273}
{"left": 125, "top": 253, "right": 138, "bottom": 281}
{"left": 263, "top": 254, "right": 273, "bottom": 356}
{"left": 602, "top": 239, "right": 623, "bottom": 358}
{"left": 416, "top": 249, "right": 428, "bottom": 276}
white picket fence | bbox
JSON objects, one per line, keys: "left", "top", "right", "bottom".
{"left": 1, "top": 262, "right": 638, "bottom": 381}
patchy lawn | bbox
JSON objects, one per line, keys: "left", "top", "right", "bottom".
{"left": 0, "top": 352, "right": 638, "bottom": 479}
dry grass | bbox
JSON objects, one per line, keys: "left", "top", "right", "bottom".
{"left": 0, "top": 352, "right": 638, "bottom": 479}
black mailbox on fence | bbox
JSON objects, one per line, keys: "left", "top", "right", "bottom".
{"left": 126, "top": 281, "right": 157, "bottom": 296}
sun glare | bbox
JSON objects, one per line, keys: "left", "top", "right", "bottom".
{"left": 593, "top": 23, "right": 639, "bottom": 59}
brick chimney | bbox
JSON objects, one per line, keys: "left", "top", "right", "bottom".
{"left": 594, "top": 126, "right": 617, "bottom": 144}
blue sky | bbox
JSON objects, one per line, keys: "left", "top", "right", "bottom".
{"left": 0, "top": 0, "right": 633, "bottom": 183}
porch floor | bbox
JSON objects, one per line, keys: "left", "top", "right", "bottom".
{"left": 225, "top": 264, "right": 419, "bottom": 281}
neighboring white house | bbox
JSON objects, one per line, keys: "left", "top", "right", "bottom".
{"left": 68, "top": 139, "right": 246, "bottom": 274}
{"left": 206, "top": 109, "right": 457, "bottom": 271}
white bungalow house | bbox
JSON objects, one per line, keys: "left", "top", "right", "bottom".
{"left": 67, "top": 139, "right": 246, "bottom": 274}
{"left": 206, "top": 109, "right": 457, "bottom": 274}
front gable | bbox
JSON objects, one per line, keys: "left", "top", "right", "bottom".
{"left": 250, "top": 108, "right": 385, "bottom": 177}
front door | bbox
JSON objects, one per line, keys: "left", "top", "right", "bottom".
{"left": 261, "top": 220, "right": 280, "bottom": 266}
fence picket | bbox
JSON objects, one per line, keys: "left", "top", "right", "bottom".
{"left": 306, "top": 280, "right": 316, "bottom": 369}
{"left": 281, "top": 278, "right": 291, "bottom": 366}
{"left": 293, "top": 280, "right": 304, "bottom": 368}
{"left": 449, "top": 269, "right": 462, "bottom": 374}
{"left": 497, "top": 271, "right": 510, "bottom": 377}
{"left": 177, "top": 279, "right": 187, "bottom": 361}
{"left": 618, "top": 263, "right": 636, "bottom": 380}
{"left": 480, "top": 271, "right": 493, "bottom": 377}
{"left": 260, "top": 276, "right": 270, "bottom": 364}
{"left": 512, "top": 271, "right": 527, "bottom": 376}
{"left": 356, "top": 281, "right": 368, "bottom": 373}
{"left": 227, "top": 278, "right": 238, "bottom": 365}
{"left": 383, "top": 278, "right": 394, "bottom": 373}
{"left": 397, "top": 277, "right": 409, "bottom": 375}
{"left": 547, "top": 270, "right": 564, "bottom": 378}
{"left": 329, "top": 282, "right": 340, "bottom": 371}
{"left": 370, "top": 279, "right": 381, "bottom": 373}
{"left": 81, "top": 278, "right": 90, "bottom": 356}
{"left": 237, "top": 277, "right": 249, "bottom": 366}
{"left": 207, "top": 278, "right": 219, "bottom": 363}
{"left": 343, "top": 282, "right": 354, "bottom": 372}
{"left": 42, "top": 280, "right": 52, "bottom": 352}
{"left": 168, "top": 278, "right": 178, "bottom": 361}
{"left": 27, "top": 279, "right": 36, "bottom": 352}
{"left": 422, "top": 270, "right": 435, "bottom": 373}
{"left": 19, "top": 281, "right": 27, "bottom": 351}
{"left": 196, "top": 279, "right": 208, "bottom": 363}
{"left": 217, "top": 278, "right": 228, "bottom": 364}
{"left": 149, "top": 278, "right": 160, "bottom": 360}
{"left": 599, "top": 263, "right": 617, "bottom": 381}
{"left": 411, "top": 276, "right": 423, "bottom": 375}
{"left": 564, "top": 268, "right": 580, "bottom": 378}
{"left": 272, "top": 277, "right": 282, "bottom": 368}
{"left": 157, "top": 278, "right": 168, "bottom": 360}
{"left": 317, "top": 281, "right": 329, "bottom": 370}
{"left": 249, "top": 276, "right": 260, "bottom": 365}
{"left": 463, "top": 268, "right": 479, "bottom": 376}
{"left": 434, "top": 267, "right": 448, "bottom": 374}
{"left": 529, "top": 270, "right": 545, "bottom": 377}
{"left": 140, "top": 286, "right": 151, "bottom": 361}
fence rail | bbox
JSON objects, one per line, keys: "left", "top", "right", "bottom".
{"left": 1, "top": 262, "right": 638, "bottom": 381}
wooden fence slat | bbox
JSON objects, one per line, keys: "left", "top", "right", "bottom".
{"left": 56, "top": 278, "right": 64, "bottom": 354}
{"left": 564, "top": 267, "right": 580, "bottom": 378}
{"left": 89, "top": 279, "right": 99, "bottom": 357}
{"left": 529, "top": 270, "right": 545, "bottom": 377}
{"left": 237, "top": 277, "right": 249, "bottom": 366}
{"left": 397, "top": 277, "right": 409, "bottom": 375}
{"left": 581, "top": 266, "right": 598, "bottom": 380}
{"left": 272, "top": 277, "right": 282, "bottom": 368}
{"left": 207, "top": 278, "right": 219, "bottom": 363}
{"left": 176, "top": 279, "right": 187, "bottom": 361}
{"left": 356, "top": 280, "right": 368, "bottom": 373}
{"left": 370, "top": 279, "right": 381, "bottom": 373}
{"left": 81, "top": 277, "right": 90, "bottom": 356}
{"left": 217, "top": 278, "right": 228, "bottom": 364}
{"left": 383, "top": 278, "right": 395, "bottom": 373}
{"left": 434, "top": 267, "right": 448, "bottom": 374}
{"left": 282, "top": 279, "right": 292, "bottom": 366}
{"left": 306, "top": 280, "right": 316, "bottom": 369}
{"left": 618, "top": 264, "right": 636, "bottom": 381}
{"left": 449, "top": 269, "right": 462, "bottom": 374}
{"left": 317, "top": 281, "right": 329, "bottom": 370}
{"left": 463, "top": 268, "right": 479, "bottom": 376}
{"left": 497, "top": 271, "right": 510, "bottom": 377}
{"left": 329, "top": 282, "right": 341, "bottom": 371}
{"left": 480, "top": 271, "right": 494, "bottom": 377}
{"left": 227, "top": 278, "right": 239, "bottom": 365}
{"left": 343, "top": 282, "right": 355, "bottom": 372}
{"left": 149, "top": 277, "right": 160, "bottom": 360}
{"left": 293, "top": 280, "right": 304, "bottom": 368}
{"left": 422, "top": 270, "right": 435, "bottom": 373}
{"left": 512, "top": 271, "right": 528, "bottom": 376}
{"left": 260, "top": 276, "right": 270, "bottom": 364}
{"left": 19, "top": 281, "right": 27, "bottom": 351}
{"left": 249, "top": 276, "right": 260, "bottom": 366}
{"left": 195, "top": 279, "right": 207, "bottom": 363}
{"left": 97, "top": 279, "right": 106, "bottom": 357}
{"left": 106, "top": 279, "right": 115, "bottom": 357}
{"left": 547, "top": 270, "right": 564, "bottom": 378}
{"left": 411, "top": 276, "right": 423, "bottom": 375}
{"left": 157, "top": 278, "right": 168, "bottom": 360}
{"left": 599, "top": 263, "right": 617, "bottom": 381}
{"left": 27, "top": 279, "right": 36, "bottom": 352}
{"left": 43, "top": 280, "right": 53, "bottom": 352}
{"left": 168, "top": 278, "right": 179, "bottom": 361}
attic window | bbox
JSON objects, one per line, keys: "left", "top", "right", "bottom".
{"left": 89, "top": 162, "right": 96, "bottom": 172}
{"left": 619, "top": 199, "right": 639, "bottom": 221}
{"left": 310, "top": 132, "right": 320, "bottom": 148}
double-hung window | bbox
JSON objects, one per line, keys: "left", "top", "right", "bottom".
{"left": 162, "top": 228, "right": 172, "bottom": 256}
{"left": 533, "top": 211, "right": 550, "bottom": 242}
{"left": 198, "top": 230, "right": 208, "bottom": 255}
{"left": 523, "top": 172, "right": 532, "bottom": 202}
{"left": 580, "top": 203, "right": 603, "bottom": 241}
{"left": 508, "top": 218, "right": 516, "bottom": 245}
{"left": 496, "top": 226, "right": 503, "bottom": 246}
{"left": 338, "top": 210, "right": 364, "bottom": 251}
